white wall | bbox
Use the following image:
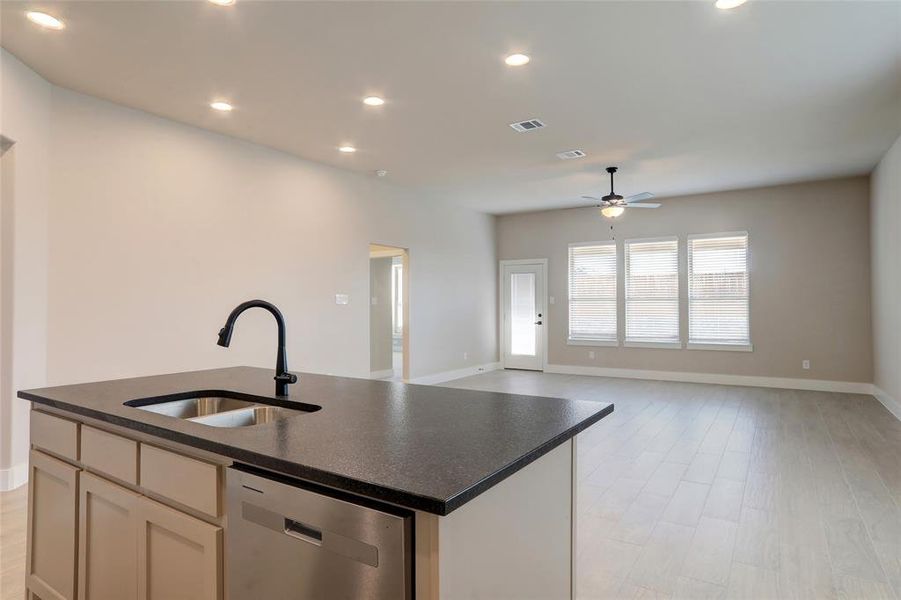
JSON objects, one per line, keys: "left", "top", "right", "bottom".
{"left": 871, "top": 135, "right": 901, "bottom": 415}
{"left": 46, "top": 86, "right": 497, "bottom": 385}
{"left": 0, "top": 50, "right": 51, "bottom": 489}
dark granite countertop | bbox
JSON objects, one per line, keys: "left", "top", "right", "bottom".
{"left": 19, "top": 366, "right": 612, "bottom": 515}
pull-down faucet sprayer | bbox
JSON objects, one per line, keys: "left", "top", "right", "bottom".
{"left": 217, "top": 300, "right": 298, "bottom": 396}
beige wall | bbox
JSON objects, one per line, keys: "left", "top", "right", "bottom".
{"left": 0, "top": 50, "right": 51, "bottom": 487}
{"left": 871, "top": 135, "right": 901, "bottom": 407}
{"left": 369, "top": 256, "right": 393, "bottom": 373}
{"left": 497, "top": 177, "right": 873, "bottom": 383}
{"left": 45, "top": 86, "right": 497, "bottom": 385}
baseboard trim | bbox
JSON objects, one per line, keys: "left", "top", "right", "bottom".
{"left": 544, "top": 363, "right": 873, "bottom": 394}
{"left": 873, "top": 386, "right": 901, "bottom": 421}
{"left": 411, "top": 362, "right": 501, "bottom": 385}
{"left": 0, "top": 461, "right": 27, "bottom": 491}
{"left": 369, "top": 369, "right": 395, "bottom": 380}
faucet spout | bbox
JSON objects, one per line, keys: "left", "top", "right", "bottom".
{"left": 217, "top": 299, "right": 298, "bottom": 396}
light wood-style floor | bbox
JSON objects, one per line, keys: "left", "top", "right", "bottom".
{"left": 444, "top": 370, "right": 901, "bottom": 600}
{"left": 0, "top": 484, "right": 26, "bottom": 600}
{"left": 1, "top": 370, "right": 898, "bottom": 599}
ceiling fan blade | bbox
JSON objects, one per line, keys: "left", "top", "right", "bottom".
{"left": 625, "top": 203, "right": 661, "bottom": 209}
{"left": 624, "top": 192, "right": 655, "bottom": 203}
{"left": 581, "top": 195, "right": 601, "bottom": 202}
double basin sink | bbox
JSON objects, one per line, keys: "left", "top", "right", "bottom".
{"left": 124, "top": 391, "right": 321, "bottom": 428}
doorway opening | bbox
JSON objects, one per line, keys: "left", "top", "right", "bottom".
{"left": 500, "top": 259, "right": 547, "bottom": 371}
{"left": 369, "top": 244, "right": 409, "bottom": 381}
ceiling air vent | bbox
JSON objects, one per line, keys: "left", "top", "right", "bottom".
{"left": 509, "top": 118, "right": 546, "bottom": 133}
{"left": 556, "top": 149, "right": 586, "bottom": 160}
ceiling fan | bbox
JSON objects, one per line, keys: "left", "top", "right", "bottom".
{"left": 582, "top": 167, "right": 660, "bottom": 218}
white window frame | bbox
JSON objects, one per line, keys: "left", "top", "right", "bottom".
{"left": 686, "top": 231, "right": 752, "bottom": 352}
{"left": 567, "top": 241, "right": 618, "bottom": 347}
{"left": 624, "top": 235, "right": 681, "bottom": 349}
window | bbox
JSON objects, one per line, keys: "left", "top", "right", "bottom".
{"left": 625, "top": 237, "right": 680, "bottom": 346}
{"left": 688, "top": 232, "right": 750, "bottom": 349}
{"left": 568, "top": 242, "right": 617, "bottom": 344}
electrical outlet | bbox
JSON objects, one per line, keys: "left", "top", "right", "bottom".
{"left": 549, "top": 296, "right": 556, "bottom": 305}
{"left": 335, "top": 294, "right": 349, "bottom": 305}
{"left": 463, "top": 352, "right": 468, "bottom": 360}
{"left": 588, "top": 350, "right": 595, "bottom": 360}
{"left": 802, "top": 359, "right": 810, "bottom": 370}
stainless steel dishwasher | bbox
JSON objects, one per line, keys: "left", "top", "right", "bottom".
{"left": 226, "top": 465, "right": 413, "bottom": 600}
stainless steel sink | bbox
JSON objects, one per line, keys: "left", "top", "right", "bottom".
{"left": 190, "top": 405, "right": 287, "bottom": 428}
{"left": 136, "top": 397, "right": 256, "bottom": 419}
{"left": 125, "top": 391, "right": 320, "bottom": 428}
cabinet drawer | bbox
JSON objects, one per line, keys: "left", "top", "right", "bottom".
{"left": 81, "top": 425, "right": 139, "bottom": 484}
{"left": 140, "top": 444, "right": 220, "bottom": 517}
{"left": 31, "top": 410, "right": 79, "bottom": 461}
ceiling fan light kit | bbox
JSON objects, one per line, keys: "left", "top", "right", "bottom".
{"left": 582, "top": 166, "right": 660, "bottom": 219}
{"left": 601, "top": 205, "right": 625, "bottom": 219}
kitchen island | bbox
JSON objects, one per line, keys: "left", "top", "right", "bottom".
{"left": 19, "top": 366, "right": 612, "bottom": 600}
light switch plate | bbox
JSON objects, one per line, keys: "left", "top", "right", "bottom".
{"left": 549, "top": 296, "right": 556, "bottom": 305}
{"left": 371, "top": 297, "right": 378, "bottom": 305}
{"left": 335, "top": 294, "right": 349, "bottom": 305}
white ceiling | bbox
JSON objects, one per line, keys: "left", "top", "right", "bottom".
{"left": 2, "top": 1, "right": 899, "bottom": 214}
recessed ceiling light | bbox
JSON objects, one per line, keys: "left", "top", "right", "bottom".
{"left": 338, "top": 146, "right": 357, "bottom": 153}
{"left": 25, "top": 11, "right": 65, "bottom": 30}
{"left": 375, "top": 169, "right": 388, "bottom": 177}
{"left": 505, "top": 53, "right": 530, "bottom": 67}
{"left": 363, "top": 96, "right": 385, "bottom": 107}
{"left": 715, "top": 0, "right": 747, "bottom": 9}
{"left": 208, "top": 0, "right": 236, "bottom": 6}
{"left": 209, "top": 101, "right": 234, "bottom": 112}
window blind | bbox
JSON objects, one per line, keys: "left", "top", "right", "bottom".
{"left": 625, "top": 238, "right": 679, "bottom": 344}
{"left": 688, "top": 233, "right": 750, "bottom": 346}
{"left": 568, "top": 242, "right": 617, "bottom": 343}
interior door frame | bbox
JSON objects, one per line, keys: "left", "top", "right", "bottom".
{"left": 499, "top": 259, "right": 548, "bottom": 372}
{"left": 369, "top": 242, "right": 410, "bottom": 381}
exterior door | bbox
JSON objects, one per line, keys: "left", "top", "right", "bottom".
{"left": 502, "top": 261, "right": 546, "bottom": 371}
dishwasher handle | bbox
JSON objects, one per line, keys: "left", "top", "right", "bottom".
{"left": 284, "top": 518, "right": 323, "bottom": 546}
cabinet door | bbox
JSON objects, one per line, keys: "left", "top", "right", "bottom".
{"left": 137, "top": 497, "right": 222, "bottom": 600}
{"left": 26, "top": 450, "right": 79, "bottom": 600}
{"left": 78, "top": 472, "right": 140, "bottom": 600}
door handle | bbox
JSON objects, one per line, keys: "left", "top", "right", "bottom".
{"left": 534, "top": 321, "right": 543, "bottom": 325}
{"left": 284, "top": 517, "right": 323, "bottom": 546}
